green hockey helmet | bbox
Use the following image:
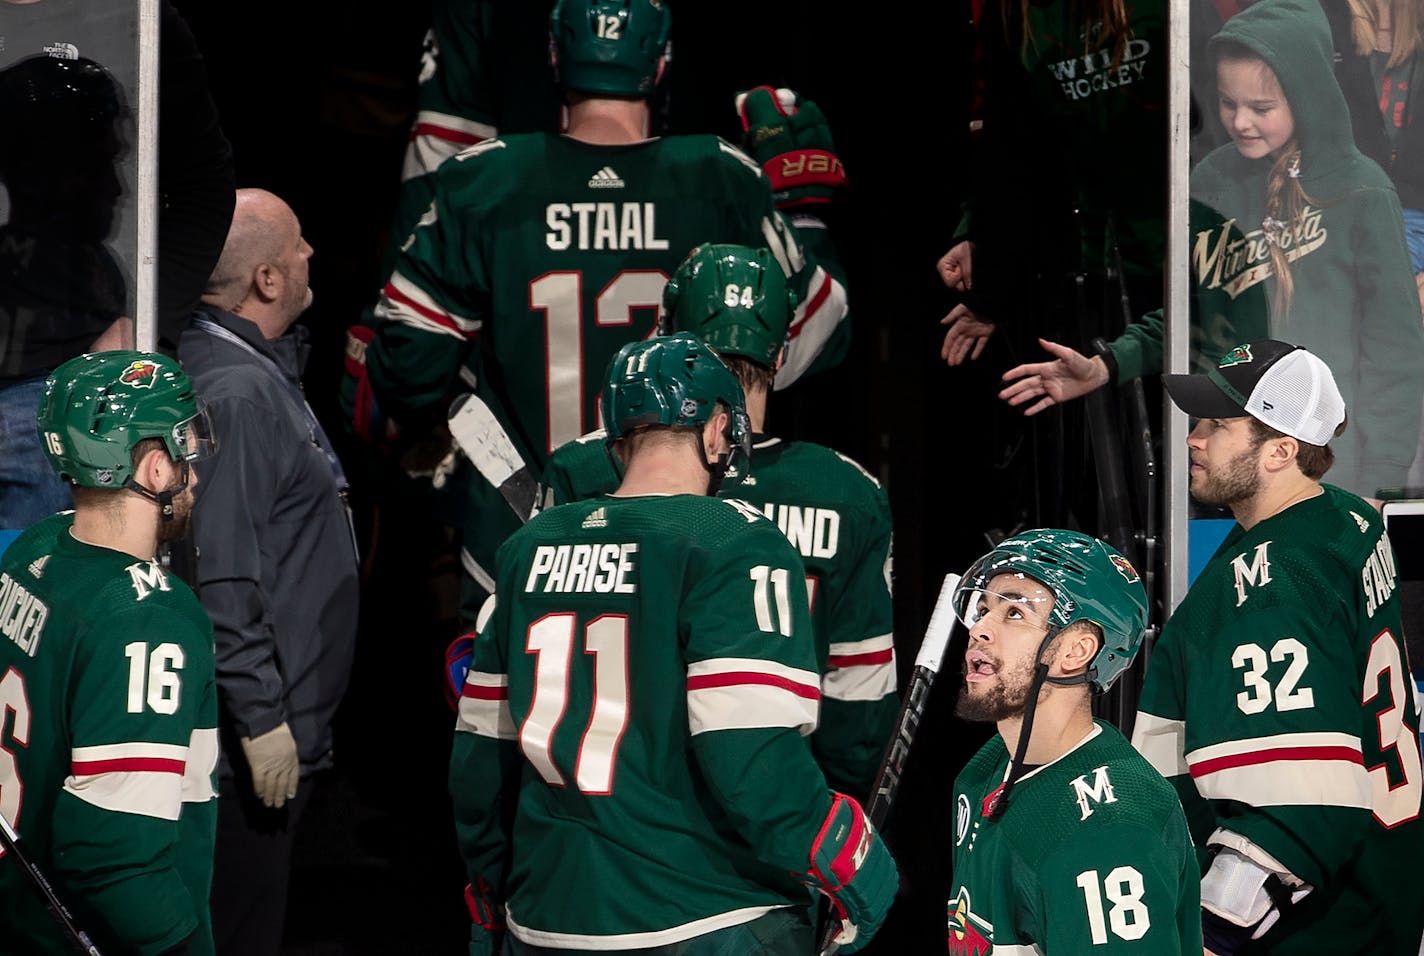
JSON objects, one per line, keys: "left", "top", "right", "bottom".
{"left": 601, "top": 332, "right": 751, "bottom": 472}
{"left": 953, "top": 528, "right": 1148, "bottom": 693}
{"left": 38, "top": 351, "right": 216, "bottom": 489}
{"left": 660, "top": 243, "right": 796, "bottom": 368}
{"left": 549, "top": 0, "right": 671, "bottom": 98}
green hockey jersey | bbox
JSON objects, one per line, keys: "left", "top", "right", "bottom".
{"left": 366, "top": 132, "right": 849, "bottom": 464}
{"left": 0, "top": 513, "right": 218, "bottom": 956}
{"left": 450, "top": 493, "right": 836, "bottom": 949}
{"left": 1133, "top": 485, "right": 1424, "bottom": 954}
{"left": 949, "top": 722, "right": 1201, "bottom": 955}
{"left": 541, "top": 432, "right": 898, "bottom": 798}
{"left": 366, "top": 132, "right": 850, "bottom": 615}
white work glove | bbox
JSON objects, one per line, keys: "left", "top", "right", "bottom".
{"left": 240, "top": 722, "right": 300, "bottom": 809}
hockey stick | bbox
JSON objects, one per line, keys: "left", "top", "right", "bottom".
{"left": 0, "top": 811, "right": 104, "bottom": 955}
{"left": 447, "top": 392, "right": 540, "bottom": 523}
{"left": 817, "top": 571, "right": 964, "bottom": 956}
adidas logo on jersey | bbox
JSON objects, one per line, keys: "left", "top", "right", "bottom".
{"left": 587, "top": 166, "right": 625, "bottom": 189}
{"left": 582, "top": 506, "right": 608, "bottom": 529}
{"left": 27, "top": 555, "right": 50, "bottom": 579}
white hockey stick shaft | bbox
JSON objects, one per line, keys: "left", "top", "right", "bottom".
{"left": 447, "top": 392, "right": 539, "bottom": 523}
{"left": 818, "top": 572, "right": 963, "bottom": 956}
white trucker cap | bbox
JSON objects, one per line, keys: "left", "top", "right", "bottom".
{"left": 1162, "top": 340, "right": 1345, "bottom": 446}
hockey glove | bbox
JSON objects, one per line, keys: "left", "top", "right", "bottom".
{"left": 445, "top": 631, "right": 476, "bottom": 712}
{"left": 465, "top": 878, "right": 505, "bottom": 956}
{"left": 735, "top": 86, "right": 847, "bottom": 210}
{"left": 343, "top": 324, "right": 397, "bottom": 447}
{"left": 803, "top": 791, "right": 898, "bottom": 954}
{"left": 240, "top": 722, "right": 300, "bottom": 810}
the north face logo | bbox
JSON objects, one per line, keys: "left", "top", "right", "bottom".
{"left": 1219, "top": 344, "right": 1253, "bottom": 368}
{"left": 119, "top": 360, "right": 161, "bottom": 389}
{"left": 588, "top": 166, "right": 625, "bottom": 189}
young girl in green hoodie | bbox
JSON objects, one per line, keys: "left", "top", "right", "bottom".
{"left": 1002, "top": 0, "right": 1424, "bottom": 502}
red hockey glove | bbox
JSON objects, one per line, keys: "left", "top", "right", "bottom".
{"left": 735, "top": 86, "right": 847, "bottom": 210}
{"left": 803, "top": 791, "right": 898, "bottom": 954}
{"left": 464, "top": 878, "right": 505, "bottom": 956}
{"left": 342, "top": 324, "right": 398, "bottom": 447}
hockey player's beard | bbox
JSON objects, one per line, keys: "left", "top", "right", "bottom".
{"left": 955, "top": 652, "right": 1038, "bottom": 723}
{"left": 1190, "top": 445, "right": 1261, "bottom": 508}
{"left": 156, "top": 484, "right": 195, "bottom": 545}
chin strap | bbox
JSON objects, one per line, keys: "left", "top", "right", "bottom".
{"left": 694, "top": 429, "right": 733, "bottom": 496}
{"left": 987, "top": 625, "right": 1065, "bottom": 821}
{"left": 123, "top": 461, "right": 189, "bottom": 521}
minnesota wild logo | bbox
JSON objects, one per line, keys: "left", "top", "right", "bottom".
{"left": 1218, "top": 345, "right": 1253, "bottom": 368}
{"left": 1110, "top": 553, "right": 1140, "bottom": 583}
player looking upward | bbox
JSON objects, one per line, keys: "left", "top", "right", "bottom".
{"left": 947, "top": 529, "right": 1201, "bottom": 955}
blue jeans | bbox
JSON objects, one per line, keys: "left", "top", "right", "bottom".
{"left": 1403, "top": 207, "right": 1424, "bottom": 274}
{"left": 0, "top": 373, "right": 71, "bottom": 531}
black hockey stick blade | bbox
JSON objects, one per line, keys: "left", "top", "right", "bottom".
{"left": 0, "top": 811, "right": 103, "bottom": 955}
{"left": 817, "top": 572, "right": 963, "bottom": 956}
{"left": 448, "top": 392, "right": 539, "bottom": 523}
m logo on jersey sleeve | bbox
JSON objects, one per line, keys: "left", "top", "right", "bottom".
{"left": 119, "top": 360, "right": 161, "bottom": 389}
{"left": 946, "top": 887, "right": 993, "bottom": 956}
{"left": 127, "top": 561, "right": 172, "bottom": 601}
{"left": 1070, "top": 765, "right": 1118, "bottom": 820}
{"left": 1230, "top": 541, "right": 1272, "bottom": 608}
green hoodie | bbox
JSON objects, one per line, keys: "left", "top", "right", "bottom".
{"left": 956, "top": 0, "right": 1169, "bottom": 280}
{"left": 1112, "top": 0, "right": 1424, "bottom": 498}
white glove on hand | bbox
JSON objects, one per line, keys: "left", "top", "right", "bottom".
{"left": 240, "top": 722, "right": 300, "bottom": 809}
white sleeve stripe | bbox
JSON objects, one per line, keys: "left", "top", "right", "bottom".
{"left": 1192, "top": 758, "right": 1372, "bottom": 809}
{"left": 1186, "top": 730, "right": 1363, "bottom": 765}
{"left": 182, "top": 727, "right": 217, "bottom": 805}
{"left": 1130, "top": 711, "right": 1189, "bottom": 777}
{"left": 457, "top": 697, "right": 516, "bottom": 740}
{"left": 461, "top": 548, "right": 497, "bottom": 593}
{"left": 827, "top": 635, "right": 894, "bottom": 656}
{"left": 412, "top": 111, "right": 497, "bottom": 141}
{"left": 822, "top": 662, "right": 897, "bottom": 702}
{"left": 687, "top": 657, "right": 819, "bottom": 687}
{"left": 376, "top": 297, "right": 469, "bottom": 341}
{"left": 463, "top": 671, "right": 508, "bottom": 691}
{"left": 688, "top": 684, "right": 818, "bottom": 737}
{"left": 775, "top": 267, "right": 847, "bottom": 390}
{"left": 717, "top": 139, "right": 763, "bottom": 176}
{"left": 71, "top": 742, "right": 188, "bottom": 762}
{"left": 386, "top": 272, "right": 480, "bottom": 333}
{"left": 64, "top": 770, "right": 182, "bottom": 821}
{"left": 760, "top": 216, "right": 792, "bottom": 276}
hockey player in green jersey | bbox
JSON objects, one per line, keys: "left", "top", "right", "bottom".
{"left": 1133, "top": 339, "right": 1424, "bottom": 955}
{"left": 0, "top": 351, "right": 219, "bottom": 955}
{"left": 449, "top": 333, "right": 897, "bottom": 955}
{"left": 947, "top": 529, "right": 1201, "bottom": 955}
{"left": 359, "top": 0, "right": 852, "bottom": 621}
{"left": 541, "top": 242, "right": 897, "bottom": 799}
